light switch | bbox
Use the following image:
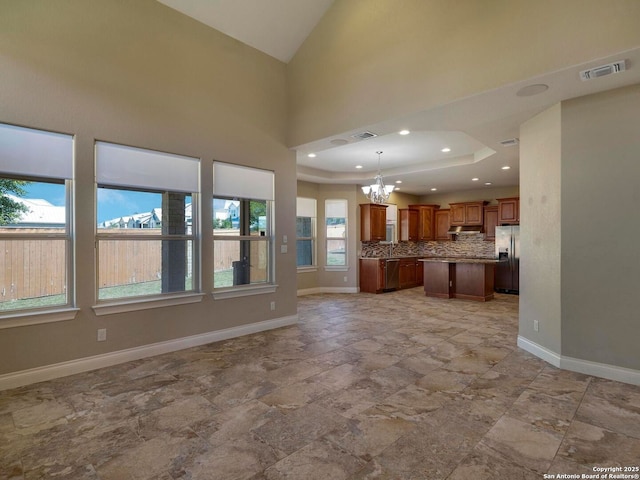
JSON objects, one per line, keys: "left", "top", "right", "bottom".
{"left": 280, "top": 245, "right": 288, "bottom": 254}
{"left": 283, "top": 235, "right": 288, "bottom": 244}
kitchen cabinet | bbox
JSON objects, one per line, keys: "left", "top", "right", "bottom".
{"left": 359, "top": 258, "right": 386, "bottom": 293}
{"left": 408, "top": 204, "right": 439, "bottom": 241}
{"left": 435, "top": 209, "right": 451, "bottom": 241}
{"left": 497, "top": 197, "right": 519, "bottom": 225}
{"left": 449, "top": 202, "right": 486, "bottom": 226}
{"left": 399, "top": 258, "right": 418, "bottom": 289}
{"left": 399, "top": 208, "right": 419, "bottom": 242}
{"left": 360, "top": 204, "right": 387, "bottom": 241}
{"left": 483, "top": 205, "right": 499, "bottom": 241}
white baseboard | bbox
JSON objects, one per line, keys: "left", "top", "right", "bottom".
{"left": 0, "top": 315, "right": 298, "bottom": 391}
{"left": 518, "top": 335, "right": 640, "bottom": 386}
{"left": 297, "top": 287, "right": 359, "bottom": 296}
{"left": 517, "top": 336, "right": 562, "bottom": 367}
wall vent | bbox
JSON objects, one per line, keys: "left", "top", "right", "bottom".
{"left": 499, "top": 138, "right": 519, "bottom": 147}
{"left": 580, "top": 60, "right": 626, "bottom": 81}
{"left": 350, "top": 131, "right": 378, "bottom": 140}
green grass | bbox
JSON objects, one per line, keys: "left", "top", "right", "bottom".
{"left": 1, "top": 271, "right": 238, "bottom": 312}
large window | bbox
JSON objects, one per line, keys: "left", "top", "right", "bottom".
{"left": 325, "top": 199, "right": 347, "bottom": 267}
{"left": 213, "top": 162, "right": 273, "bottom": 290}
{"left": 95, "top": 142, "right": 199, "bottom": 302}
{"left": 0, "top": 123, "right": 73, "bottom": 314}
{"left": 296, "top": 197, "right": 316, "bottom": 267}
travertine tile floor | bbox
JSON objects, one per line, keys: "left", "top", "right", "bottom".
{"left": 1, "top": 289, "right": 639, "bottom": 479}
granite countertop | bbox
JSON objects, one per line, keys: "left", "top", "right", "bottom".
{"left": 419, "top": 257, "right": 502, "bottom": 264}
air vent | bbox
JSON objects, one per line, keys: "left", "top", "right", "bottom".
{"left": 350, "top": 131, "right": 378, "bottom": 140}
{"left": 580, "top": 60, "right": 626, "bottom": 81}
{"left": 500, "top": 138, "right": 519, "bottom": 147}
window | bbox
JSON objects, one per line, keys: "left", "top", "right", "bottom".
{"left": 213, "top": 162, "right": 274, "bottom": 292}
{"left": 0, "top": 123, "right": 73, "bottom": 314}
{"left": 296, "top": 197, "right": 316, "bottom": 267}
{"left": 95, "top": 142, "right": 199, "bottom": 302}
{"left": 325, "top": 199, "right": 347, "bottom": 267}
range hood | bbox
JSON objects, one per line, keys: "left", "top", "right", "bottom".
{"left": 447, "top": 225, "right": 484, "bottom": 235}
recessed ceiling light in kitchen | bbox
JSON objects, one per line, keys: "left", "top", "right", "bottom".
{"left": 398, "top": 130, "right": 410, "bottom": 135}
{"left": 307, "top": 153, "right": 316, "bottom": 158}
{"left": 502, "top": 166, "right": 511, "bottom": 170}
{"left": 472, "top": 178, "right": 479, "bottom": 182}
{"left": 441, "top": 147, "right": 451, "bottom": 153}
{"left": 355, "top": 165, "right": 363, "bottom": 169}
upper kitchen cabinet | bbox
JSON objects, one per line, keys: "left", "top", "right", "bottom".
{"left": 483, "top": 205, "right": 499, "bottom": 241}
{"left": 399, "top": 208, "right": 419, "bottom": 242}
{"left": 360, "top": 203, "right": 388, "bottom": 241}
{"left": 497, "top": 197, "right": 520, "bottom": 225}
{"left": 435, "top": 209, "right": 452, "bottom": 241}
{"left": 408, "top": 204, "right": 440, "bottom": 241}
{"left": 449, "top": 201, "right": 487, "bottom": 226}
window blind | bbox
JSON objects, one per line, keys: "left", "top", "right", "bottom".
{"left": 213, "top": 162, "right": 274, "bottom": 201}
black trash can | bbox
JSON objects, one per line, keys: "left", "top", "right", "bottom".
{"left": 232, "top": 260, "right": 249, "bottom": 285}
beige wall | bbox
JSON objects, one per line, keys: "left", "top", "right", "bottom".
{"left": 0, "top": 0, "right": 296, "bottom": 375}
{"left": 519, "top": 85, "right": 640, "bottom": 372}
{"left": 288, "top": 0, "right": 640, "bottom": 146}
{"left": 519, "top": 104, "right": 563, "bottom": 354}
{"left": 419, "top": 186, "right": 520, "bottom": 209}
{"left": 561, "top": 85, "right": 640, "bottom": 370}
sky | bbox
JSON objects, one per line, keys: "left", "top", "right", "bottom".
{"left": 22, "top": 182, "right": 224, "bottom": 224}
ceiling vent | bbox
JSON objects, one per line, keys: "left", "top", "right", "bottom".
{"left": 350, "top": 131, "right": 378, "bottom": 140}
{"left": 580, "top": 60, "right": 626, "bottom": 81}
{"left": 499, "top": 138, "right": 519, "bottom": 147}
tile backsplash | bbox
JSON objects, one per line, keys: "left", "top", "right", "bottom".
{"left": 361, "top": 233, "right": 495, "bottom": 258}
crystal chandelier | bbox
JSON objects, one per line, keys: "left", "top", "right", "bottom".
{"left": 361, "top": 151, "right": 394, "bottom": 204}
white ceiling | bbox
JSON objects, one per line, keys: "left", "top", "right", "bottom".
{"left": 157, "top": 1, "right": 640, "bottom": 196}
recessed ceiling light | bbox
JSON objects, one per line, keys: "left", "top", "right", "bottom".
{"left": 472, "top": 178, "right": 479, "bottom": 181}
{"left": 485, "top": 182, "right": 492, "bottom": 186}
{"left": 501, "top": 166, "right": 511, "bottom": 170}
{"left": 395, "top": 187, "right": 400, "bottom": 191}
{"left": 441, "top": 147, "right": 451, "bottom": 153}
{"left": 307, "top": 153, "right": 316, "bottom": 158}
{"left": 431, "top": 188, "right": 437, "bottom": 191}
{"left": 516, "top": 83, "right": 549, "bottom": 97}
{"left": 395, "top": 180, "right": 402, "bottom": 184}
{"left": 355, "top": 165, "right": 363, "bottom": 169}
{"left": 398, "top": 129, "right": 410, "bottom": 135}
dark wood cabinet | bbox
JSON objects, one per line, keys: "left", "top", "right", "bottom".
{"left": 497, "top": 197, "right": 519, "bottom": 225}
{"left": 408, "top": 204, "right": 439, "bottom": 241}
{"left": 450, "top": 202, "right": 486, "bottom": 226}
{"left": 399, "top": 258, "right": 418, "bottom": 289}
{"left": 359, "top": 258, "right": 385, "bottom": 293}
{"left": 435, "top": 209, "right": 451, "bottom": 241}
{"left": 483, "top": 205, "right": 499, "bottom": 241}
{"left": 399, "top": 208, "right": 419, "bottom": 242}
{"left": 360, "top": 204, "right": 387, "bottom": 241}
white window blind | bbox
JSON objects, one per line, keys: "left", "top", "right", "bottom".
{"left": 96, "top": 142, "right": 200, "bottom": 193}
{"left": 213, "top": 162, "right": 274, "bottom": 201}
{"left": 296, "top": 197, "right": 316, "bottom": 217}
{"left": 0, "top": 123, "right": 73, "bottom": 179}
{"left": 326, "top": 199, "right": 347, "bottom": 218}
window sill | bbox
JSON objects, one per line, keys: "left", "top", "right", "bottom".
{"left": 324, "top": 266, "right": 349, "bottom": 272}
{"left": 297, "top": 266, "right": 318, "bottom": 273}
{"left": 0, "top": 307, "right": 80, "bottom": 330}
{"left": 212, "top": 284, "right": 278, "bottom": 300}
{"left": 92, "top": 292, "right": 205, "bottom": 316}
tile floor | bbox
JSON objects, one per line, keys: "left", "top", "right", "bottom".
{"left": 1, "top": 289, "right": 639, "bottom": 479}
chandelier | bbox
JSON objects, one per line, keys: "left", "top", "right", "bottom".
{"left": 361, "top": 151, "right": 394, "bottom": 204}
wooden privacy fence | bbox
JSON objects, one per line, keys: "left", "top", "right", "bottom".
{"left": 1, "top": 228, "right": 249, "bottom": 302}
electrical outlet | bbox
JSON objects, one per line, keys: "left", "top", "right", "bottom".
{"left": 533, "top": 320, "right": 539, "bottom": 332}
{"left": 97, "top": 328, "right": 107, "bottom": 342}
{"left": 270, "top": 301, "right": 276, "bottom": 311}
{"left": 343, "top": 276, "right": 348, "bottom": 282}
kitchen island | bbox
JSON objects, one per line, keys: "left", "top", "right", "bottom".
{"left": 420, "top": 257, "right": 502, "bottom": 302}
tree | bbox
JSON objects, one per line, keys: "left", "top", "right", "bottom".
{"left": 0, "top": 179, "right": 30, "bottom": 225}
{"left": 249, "top": 200, "right": 266, "bottom": 232}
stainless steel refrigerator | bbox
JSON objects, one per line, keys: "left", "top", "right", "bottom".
{"left": 495, "top": 225, "right": 520, "bottom": 293}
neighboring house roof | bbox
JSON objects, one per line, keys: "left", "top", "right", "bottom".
{"left": 5, "top": 194, "right": 65, "bottom": 227}
{"left": 99, "top": 204, "right": 192, "bottom": 228}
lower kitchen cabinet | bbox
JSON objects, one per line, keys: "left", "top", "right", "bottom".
{"left": 360, "top": 257, "right": 422, "bottom": 293}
